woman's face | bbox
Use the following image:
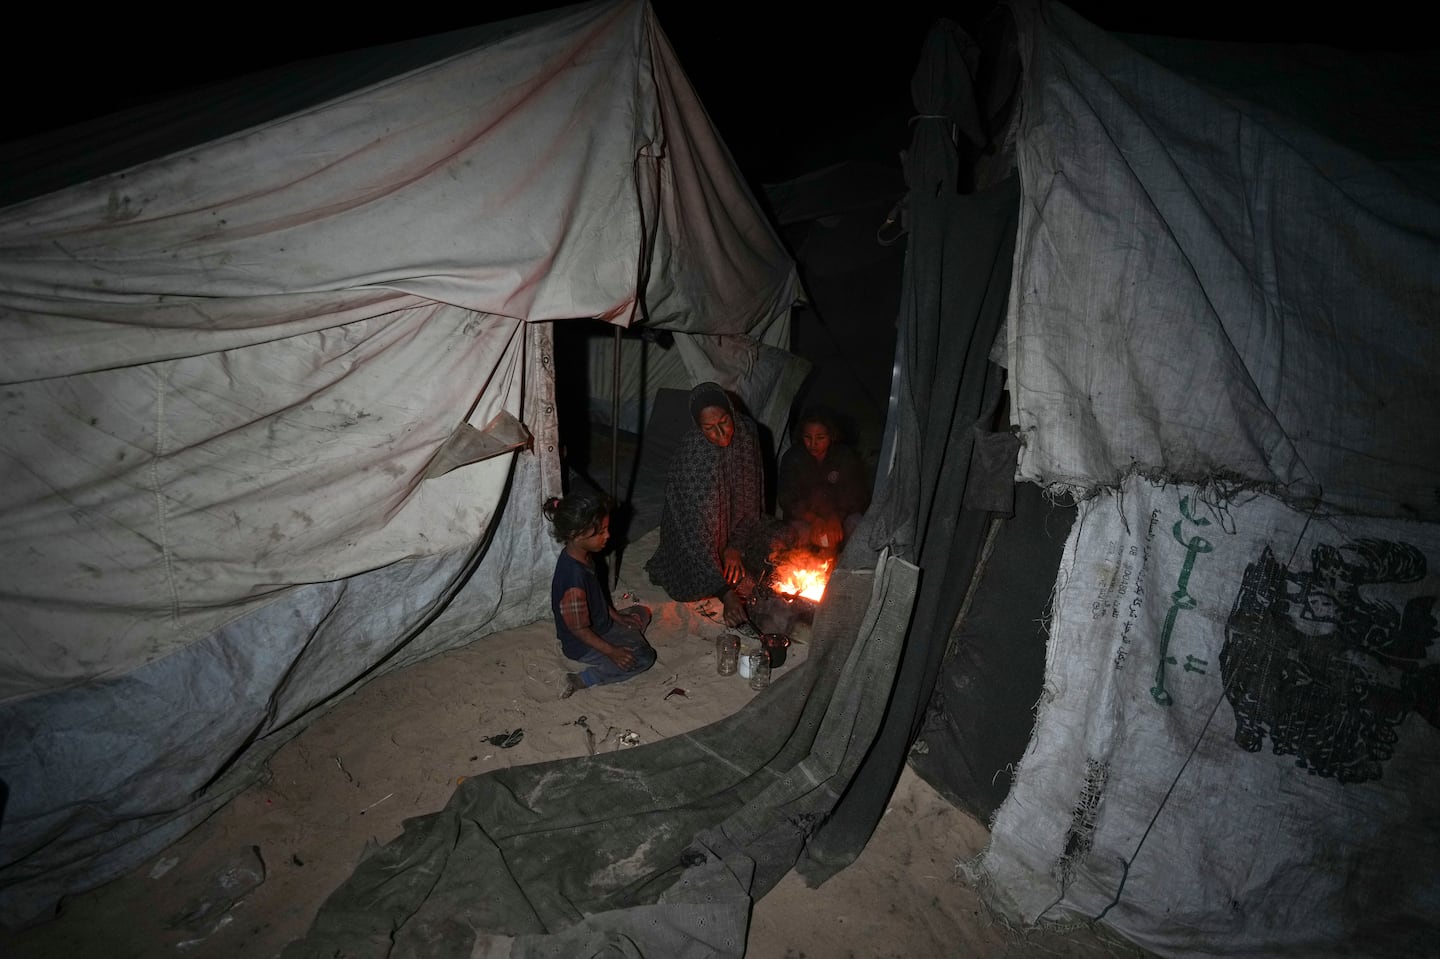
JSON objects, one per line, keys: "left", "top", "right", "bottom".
{"left": 801, "top": 422, "right": 831, "bottom": 461}
{"left": 697, "top": 405, "right": 735, "bottom": 447}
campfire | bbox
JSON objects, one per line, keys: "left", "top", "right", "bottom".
{"left": 769, "top": 552, "right": 833, "bottom": 602}
{"left": 748, "top": 547, "right": 834, "bottom": 639}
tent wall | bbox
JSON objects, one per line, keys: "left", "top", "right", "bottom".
{"left": 1, "top": 325, "right": 561, "bottom": 929}
{"left": 961, "top": 3, "right": 1440, "bottom": 955}
{"left": 979, "top": 477, "right": 1440, "bottom": 958}
{"left": 0, "top": 0, "right": 799, "bottom": 927}
{"left": 0, "top": 303, "right": 531, "bottom": 700}
{"left": 1005, "top": 3, "right": 1440, "bottom": 521}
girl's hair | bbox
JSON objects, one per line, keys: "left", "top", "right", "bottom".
{"left": 542, "top": 489, "right": 613, "bottom": 543}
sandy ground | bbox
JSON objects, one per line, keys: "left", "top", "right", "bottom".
{"left": 4, "top": 533, "right": 1150, "bottom": 959}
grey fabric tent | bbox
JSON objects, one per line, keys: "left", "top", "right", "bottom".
{"left": 937, "top": 5, "right": 1440, "bottom": 957}
{"left": 0, "top": 0, "right": 802, "bottom": 928}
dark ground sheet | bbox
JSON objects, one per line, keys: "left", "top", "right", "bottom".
{"left": 283, "top": 559, "right": 918, "bottom": 958}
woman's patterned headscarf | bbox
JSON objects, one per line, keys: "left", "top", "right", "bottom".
{"left": 687, "top": 381, "right": 732, "bottom": 424}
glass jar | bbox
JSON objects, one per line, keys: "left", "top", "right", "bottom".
{"left": 715, "top": 634, "right": 740, "bottom": 676}
{"left": 746, "top": 648, "right": 771, "bottom": 690}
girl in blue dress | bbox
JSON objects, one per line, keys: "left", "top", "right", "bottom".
{"left": 544, "top": 490, "right": 654, "bottom": 698}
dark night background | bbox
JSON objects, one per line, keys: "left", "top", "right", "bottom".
{"left": 5, "top": 2, "right": 1431, "bottom": 188}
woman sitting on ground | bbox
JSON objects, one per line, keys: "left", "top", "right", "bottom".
{"left": 777, "top": 408, "right": 871, "bottom": 554}
{"left": 646, "top": 382, "right": 783, "bottom": 627}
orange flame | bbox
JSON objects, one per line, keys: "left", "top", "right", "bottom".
{"left": 772, "top": 555, "right": 833, "bottom": 602}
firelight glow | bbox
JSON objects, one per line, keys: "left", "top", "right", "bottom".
{"left": 772, "top": 555, "right": 833, "bottom": 602}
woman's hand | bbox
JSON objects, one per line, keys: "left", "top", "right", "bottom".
{"left": 721, "top": 591, "right": 749, "bottom": 627}
{"left": 722, "top": 547, "right": 745, "bottom": 584}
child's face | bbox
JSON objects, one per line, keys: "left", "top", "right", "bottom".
{"left": 801, "top": 423, "right": 831, "bottom": 461}
{"left": 573, "top": 515, "right": 611, "bottom": 553}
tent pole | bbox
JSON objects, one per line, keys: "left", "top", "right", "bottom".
{"left": 611, "top": 325, "right": 622, "bottom": 589}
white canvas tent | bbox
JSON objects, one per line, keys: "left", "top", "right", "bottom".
{"left": 0, "top": 0, "right": 800, "bottom": 926}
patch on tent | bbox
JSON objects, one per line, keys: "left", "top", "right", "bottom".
{"left": 1221, "top": 540, "right": 1440, "bottom": 784}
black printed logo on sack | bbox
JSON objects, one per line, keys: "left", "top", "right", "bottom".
{"left": 1221, "top": 539, "right": 1439, "bottom": 784}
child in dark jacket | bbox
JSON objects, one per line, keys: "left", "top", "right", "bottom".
{"left": 778, "top": 408, "right": 871, "bottom": 553}
{"left": 543, "top": 490, "right": 654, "bottom": 698}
